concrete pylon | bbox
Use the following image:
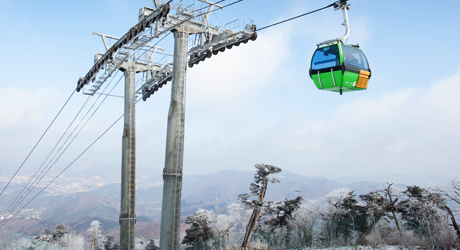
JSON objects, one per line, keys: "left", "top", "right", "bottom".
{"left": 119, "top": 63, "right": 137, "bottom": 250}
{"left": 159, "top": 28, "right": 188, "bottom": 250}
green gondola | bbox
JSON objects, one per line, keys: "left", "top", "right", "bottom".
{"left": 309, "top": 43, "right": 371, "bottom": 94}
{"left": 309, "top": 0, "right": 371, "bottom": 95}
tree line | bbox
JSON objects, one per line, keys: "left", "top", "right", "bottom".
{"left": 2, "top": 163, "right": 458, "bottom": 249}
{"left": 181, "top": 164, "right": 460, "bottom": 249}
{"left": 1, "top": 220, "right": 160, "bottom": 250}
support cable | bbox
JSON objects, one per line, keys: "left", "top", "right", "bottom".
{"left": 256, "top": 2, "right": 336, "bottom": 31}
{"left": 0, "top": 114, "right": 124, "bottom": 229}
{"left": 0, "top": 0, "right": 248, "bottom": 229}
{"left": 0, "top": 89, "right": 76, "bottom": 199}
{"left": 0, "top": 83, "right": 151, "bottom": 229}
{"left": 0, "top": 94, "right": 93, "bottom": 219}
{"left": 1, "top": 75, "right": 123, "bottom": 219}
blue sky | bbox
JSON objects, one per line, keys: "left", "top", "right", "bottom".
{"left": 1, "top": 0, "right": 460, "bottom": 185}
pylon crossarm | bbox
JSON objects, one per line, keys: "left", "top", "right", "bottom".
{"left": 187, "top": 24, "right": 257, "bottom": 68}
{"left": 139, "top": 64, "right": 173, "bottom": 101}
{"left": 155, "top": 10, "right": 220, "bottom": 37}
{"left": 77, "top": 3, "right": 171, "bottom": 94}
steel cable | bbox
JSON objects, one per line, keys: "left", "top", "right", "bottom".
{"left": 0, "top": 114, "right": 124, "bottom": 229}
{"left": 256, "top": 2, "right": 336, "bottom": 31}
{"left": 0, "top": 89, "right": 76, "bottom": 198}
{"left": 0, "top": 0, "right": 248, "bottom": 229}
{"left": 0, "top": 95, "right": 92, "bottom": 219}
{"left": 0, "top": 76, "right": 154, "bottom": 229}
{"left": 1, "top": 74, "right": 123, "bottom": 220}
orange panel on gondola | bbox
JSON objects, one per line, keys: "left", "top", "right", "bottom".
{"left": 356, "top": 70, "right": 370, "bottom": 89}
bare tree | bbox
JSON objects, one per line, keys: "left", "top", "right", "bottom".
{"left": 239, "top": 163, "right": 282, "bottom": 249}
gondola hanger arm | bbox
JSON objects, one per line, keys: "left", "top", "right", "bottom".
{"left": 317, "top": 0, "right": 351, "bottom": 47}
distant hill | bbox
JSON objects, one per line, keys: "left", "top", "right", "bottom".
{"left": 40, "top": 192, "right": 119, "bottom": 223}
{"left": 333, "top": 174, "right": 449, "bottom": 187}
{"left": 2, "top": 169, "right": 412, "bottom": 237}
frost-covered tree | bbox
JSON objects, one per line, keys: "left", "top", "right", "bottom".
{"left": 103, "top": 236, "right": 114, "bottom": 250}
{"left": 181, "top": 209, "right": 215, "bottom": 249}
{"left": 35, "top": 227, "right": 54, "bottom": 242}
{"left": 135, "top": 238, "right": 145, "bottom": 250}
{"left": 35, "top": 224, "right": 69, "bottom": 244}
{"left": 318, "top": 188, "right": 357, "bottom": 246}
{"left": 144, "top": 239, "right": 159, "bottom": 250}
{"left": 380, "top": 181, "right": 404, "bottom": 239}
{"left": 59, "top": 232, "right": 85, "bottom": 250}
{"left": 42, "top": 228, "right": 52, "bottom": 235}
{"left": 290, "top": 199, "right": 321, "bottom": 247}
{"left": 239, "top": 163, "right": 282, "bottom": 249}
{"left": 12, "top": 237, "right": 61, "bottom": 250}
{"left": 257, "top": 196, "right": 303, "bottom": 248}
{"left": 53, "top": 223, "right": 69, "bottom": 242}
{"left": 210, "top": 203, "right": 251, "bottom": 249}
{"left": 351, "top": 183, "right": 406, "bottom": 246}
{"left": 431, "top": 177, "right": 460, "bottom": 239}
{"left": 355, "top": 191, "right": 391, "bottom": 243}
{"left": 399, "top": 185, "right": 456, "bottom": 248}
{"left": 32, "top": 224, "right": 85, "bottom": 249}
{"left": 399, "top": 186, "right": 443, "bottom": 232}
{"left": 213, "top": 204, "right": 243, "bottom": 248}
{"left": 88, "top": 220, "right": 105, "bottom": 250}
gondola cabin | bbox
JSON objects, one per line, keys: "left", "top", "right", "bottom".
{"left": 309, "top": 43, "right": 371, "bottom": 94}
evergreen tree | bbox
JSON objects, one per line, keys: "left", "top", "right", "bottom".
{"left": 53, "top": 223, "right": 69, "bottom": 242}
{"left": 239, "top": 163, "right": 282, "bottom": 249}
{"left": 104, "top": 236, "right": 114, "bottom": 250}
{"left": 318, "top": 188, "right": 358, "bottom": 246}
{"left": 398, "top": 185, "right": 445, "bottom": 233}
{"left": 144, "top": 239, "right": 159, "bottom": 250}
{"left": 181, "top": 209, "right": 215, "bottom": 249}
{"left": 42, "top": 228, "right": 52, "bottom": 235}
{"left": 35, "top": 227, "right": 54, "bottom": 242}
{"left": 398, "top": 185, "right": 457, "bottom": 248}
{"left": 258, "top": 196, "right": 303, "bottom": 248}
{"left": 355, "top": 191, "right": 394, "bottom": 243}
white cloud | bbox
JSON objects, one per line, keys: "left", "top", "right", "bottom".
{"left": 265, "top": 70, "right": 460, "bottom": 177}
{"left": 187, "top": 24, "right": 293, "bottom": 104}
{"left": 180, "top": 67, "right": 460, "bottom": 179}
{"left": 385, "top": 140, "right": 405, "bottom": 153}
{"left": 0, "top": 87, "right": 58, "bottom": 128}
